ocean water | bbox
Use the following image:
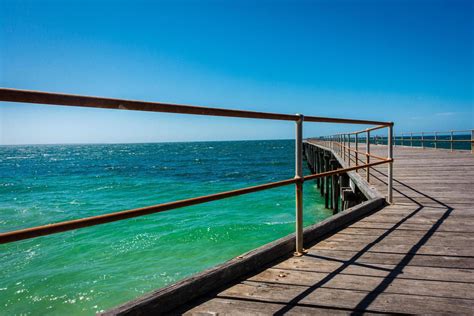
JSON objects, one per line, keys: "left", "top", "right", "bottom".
{"left": 0, "top": 140, "right": 331, "bottom": 315}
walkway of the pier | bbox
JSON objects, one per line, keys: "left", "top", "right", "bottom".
{"left": 176, "top": 145, "right": 474, "bottom": 314}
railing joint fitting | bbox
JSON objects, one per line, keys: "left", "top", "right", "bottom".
{"left": 294, "top": 176, "right": 304, "bottom": 184}
{"left": 296, "top": 113, "right": 304, "bottom": 123}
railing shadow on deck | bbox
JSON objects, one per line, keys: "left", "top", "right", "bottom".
{"left": 267, "top": 172, "right": 454, "bottom": 314}
{"left": 347, "top": 169, "right": 454, "bottom": 313}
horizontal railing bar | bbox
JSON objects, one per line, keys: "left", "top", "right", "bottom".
{"left": 318, "top": 137, "right": 471, "bottom": 142}
{"left": 326, "top": 125, "right": 388, "bottom": 136}
{"left": 329, "top": 131, "right": 471, "bottom": 138}
{"left": 303, "top": 116, "right": 391, "bottom": 126}
{"left": 0, "top": 157, "right": 391, "bottom": 245}
{"left": 0, "top": 177, "right": 298, "bottom": 244}
{"left": 342, "top": 136, "right": 472, "bottom": 141}
{"left": 316, "top": 139, "right": 388, "bottom": 160}
{"left": 337, "top": 144, "right": 388, "bottom": 160}
{"left": 349, "top": 124, "right": 387, "bottom": 134}
{"left": 393, "top": 139, "right": 472, "bottom": 143}
{"left": 0, "top": 88, "right": 297, "bottom": 121}
{"left": 351, "top": 157, "right": 389, "bottom": 173}
{"left": 0, "top": 88, "right": 392, "bottom": 126}
{"left": 398, "top": 130, "right": 472, "bottom": 135}
{"left": 303, "top": 159, "right": 392, "bottom": 181}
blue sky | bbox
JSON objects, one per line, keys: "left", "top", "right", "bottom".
{"left": 1, "top": 0, "right": 472, "bottom": 144}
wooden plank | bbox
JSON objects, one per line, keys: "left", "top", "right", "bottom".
{"left": 218, "top": 281, "right": 474, "bottom": 314}
{"left": 313, "top": 240, "right": 474, "bottom": 256}
{"left": 324, "top": 232, "right": 474, "bottom": 246}
{"left": 348, "top": 221, "right": 474, "bottom": 232}
{"left": 272, "top": 255, "right": 474, "bottom": 282}
{"left": 306, "top": 249, "right": 474, "bottom": 269}
{"left": 180, "top": 297, "right": 381, "bottom": 315}
{"left": 337, "top": 227, "right": 474, "bottom": 239}
{"left": 247, "top": 268, "right": 474, "bottom": 299}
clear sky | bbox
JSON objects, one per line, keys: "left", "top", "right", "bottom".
{"left": 1, "top": 0, "right": 472, "bottom": 144}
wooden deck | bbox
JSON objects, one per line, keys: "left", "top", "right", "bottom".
{"left": 176, "top": 145, "right": 474, "bottom": 315}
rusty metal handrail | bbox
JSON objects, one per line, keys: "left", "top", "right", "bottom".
{"left": 348, "top": 125, "right": 387, "bottom": 135}
{"left": 316, "top": 124, "right": 394, "bottom": 203}
{"left": 303, "top": 159, "right": 391, "bottom": 181}
{"left": 332, "top": 143, "right": 387, "bottom": 161}
{"left": 0, "top": 87, "right": 394, "bottom": 254}
{"left": 0, "top": 178, "right": 297, "bottom": 244}
{"left": 0, "top": 88, "right": 391, "bottom": 126}
{"left": 393, "top": 129, "right": 473, "bottom": 153}
{"left": 397, "top": 130, "right": 472, "bottom": 135}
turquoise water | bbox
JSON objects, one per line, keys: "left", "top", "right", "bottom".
{"left": 0, "top": 140, "right": 330, "bottom": 315}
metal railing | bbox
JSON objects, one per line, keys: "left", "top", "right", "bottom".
{"left": 338, "top": 130, "right": 474, "bottom": 153}
{"left": 315, "top": 124, "right": 393, "bottom": 202}
{"left": 393, "top": 130, "right": 473, "bottom": 153}
{"left": 0, "top": 88, "right": 393, "bottom": 255}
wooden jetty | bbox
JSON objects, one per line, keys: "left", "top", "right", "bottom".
{"left": 166, "top": 144, "right": 474, "bottom": 315}
{"left": 1, "top": 88, "right": 473, "bottom": 315}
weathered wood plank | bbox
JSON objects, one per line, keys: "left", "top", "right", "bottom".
{"left": 247, "top": 268, "right": 474, "bottom": 299}
{"left": 337, "top": 227, "right": 474, "bottom": 239}
{"left": 218, "top": 281, "right": 474, "bottom": 314}
{"left": 313, "top": 240, "right": 474, "bottom": 256}
{"left": 324, "top": 232, "right": 474, "bottom": 245}
{"left": 306, "top": 249, "right": 474, "bottom": 269}
{"left": 271, "top": 255, "right": 474, "bottom": 282}
{"left": 181, "top": 297, "right": 370, "bottom": 315}
{"left": 349, "top": 221, "right": 474, "bottom": 232}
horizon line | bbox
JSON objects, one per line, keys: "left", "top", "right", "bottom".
{"left": 0, "top": 137, "right": 296, "bottom": 147}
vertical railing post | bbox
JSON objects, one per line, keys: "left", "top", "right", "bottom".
{"left": 341, "top": 134, "right": 346, "bottom": 161}
{"left": 338, "top": 135, "right": 340, "bottom": 155}
{"left": 338, "top": 134, "right": 341, "bottom": 155}
{"left": 450, "top": 131, "right": 454, "bottom": 152}
{"left": 388, "top": 124, "right": 393, "bottom": 204}
{"left": 471, "top": 130, "right": 473, "bottom": 154}
{"left": 294, "top": 114, "right": 304, "bottom": 256}
{"left": 355, "top": 133, "right": 359, "bottom": 172}
{"left": 366, "top": 129, "right": 370, "bottom": 182}
{"left": 348, "top": 134, "right": 351, "bottom": 166}
{"left": 341, "top": 134, "right": 343, "bottom": 156}
{"left": 434, "top": 132, "right": 437, "bottom": 149}
{"left": 343, "top": 134, "right": 346, "bottom": 161}
{"left": 342, "top": 134, "right": 344, "bottom": 161}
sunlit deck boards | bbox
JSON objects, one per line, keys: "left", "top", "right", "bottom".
{"left": 177, "top": 145, "right": 474, "bottom": 315}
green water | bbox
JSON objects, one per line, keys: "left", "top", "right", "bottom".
{"left": 0, "top": 140, "right": 331, "bottom": 315}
